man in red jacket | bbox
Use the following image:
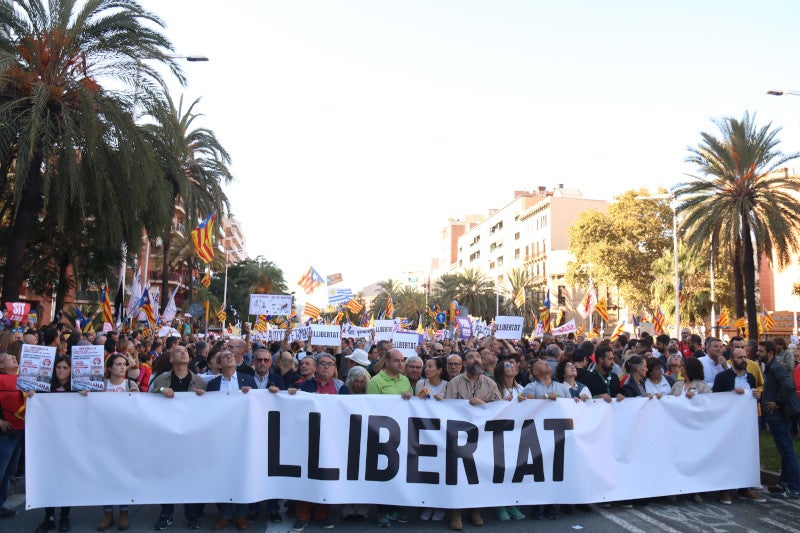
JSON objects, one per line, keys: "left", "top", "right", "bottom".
{"left": 0, "top": 352, "right": 24, "bottom": 519}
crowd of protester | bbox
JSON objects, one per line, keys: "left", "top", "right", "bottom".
{"left": 0, "top": 322, "right": 799, "bottom": 532}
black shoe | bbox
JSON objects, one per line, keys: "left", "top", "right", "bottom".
{"left": 246, "top": 512, "right": 258, "bottom": 523}
{"left": 154, "top": 515, "right": 174, "bottom": 530}
{"left": 35, "top": 516, "right": 56, "bottom": 533}
{"left": 268, "top": 512, "right": 282, "bottom": 523}
{"left": 0, "top": 508, "right": 17, "bottom": 519}
{"left": 187, "top": 518, "right": 201, "bottom": 530}
{"left": 58, "top": 517, "right": 71, "bottom": 532}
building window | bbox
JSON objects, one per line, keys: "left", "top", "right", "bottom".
{"left": 558, "top": 285, "right": 567, "bottom": 306}
{"left": 515, "top": 248, "right": 520, "bottom": 259}
{"left": 514, "top": 232, "right": 520, "bottom": 240}
{"left": 490, "top": 262, "right": 495, "bottom": 270}
{"left": 497, "top": 256, "right": 503, "bottom": 266}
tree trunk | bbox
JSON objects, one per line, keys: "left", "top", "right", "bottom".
{"left": 53, "top": 247, "right": 72, "bottom": 316}
{"left": 733, "top": 238, "right": 745, "bottom": 319}
{"left": 160, "top": 229, "right": 172, "bottom": 314}
{"left": 741, "top": 215, "right": 759, "bottom": 342}
{"left": 1, "top": 152, "right": 44, "bottom": 305}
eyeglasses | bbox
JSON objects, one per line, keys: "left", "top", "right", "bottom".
{"left": 317, "top": 361, "right": 335, "bottom": 367}
{"left": 255, "top": 358, "right": 270, "bottom": 363}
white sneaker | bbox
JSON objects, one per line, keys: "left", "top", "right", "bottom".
{"left": 431, "top": 510, "right": 446, "bottom": 521}
{"left": 420, "top": 509, "right": 433, "bottom": 521}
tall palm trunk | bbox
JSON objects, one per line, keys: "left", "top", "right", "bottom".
{"left": 741, "top": 214, "right": 759, "bottom": 341}
{"left": 733, "top": 238, "right": 745, "bottom": 319}
{"left": 160, "top": 229, "right": 172, "bottom": 314}
{"left": 1, "top": 153, "right": 44, "bottom": 305}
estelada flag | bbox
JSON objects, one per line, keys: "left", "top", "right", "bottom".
{"left": 595, "top": 298, "right": 610, "bottom": 323}
{"left": 191, "top": 211, "right": 216, "bottom": 264}
{"left": 101, "top": 280, "right": 114, "bottom": 325}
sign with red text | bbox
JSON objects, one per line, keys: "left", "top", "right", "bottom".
{"left": 17, "top": 344, "right": 56, "bottom": 392}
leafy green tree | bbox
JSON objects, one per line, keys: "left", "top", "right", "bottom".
{"left": 566, "top": 189, "right": 672, "bottom": 308}
{"left": 0, "top": 0, "right": 184, "bottom": 304}
{"left": 675, "top": 113, "right": 800, "bottom": 340}
{"left": 207, "top": 257, "right": 287, "bottom": 321}
{"left": 372, "top": 278, "right": 403, "bottom": 317}
{"left": 394, "top": 286, "right": 426, "bottom": 326}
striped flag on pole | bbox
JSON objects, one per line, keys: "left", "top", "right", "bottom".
{"left": 191, "top": 211, "right": 216, "bottom": 263}
{"left": 304, "top": 303, "right": 321, "bottom": 320}
{"left": 298, "top": 266, "right": 325, "bottom": 295}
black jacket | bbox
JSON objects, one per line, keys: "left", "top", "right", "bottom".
{"left": 762, "top": 358, "right": 800, "bottom": 420}
{"left": 712, "top": 369, "right": 756, "bottom": 393}
{"left": 583, "top": 369, "right": 621, "bottom": 398}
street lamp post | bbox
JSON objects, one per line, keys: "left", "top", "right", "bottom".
{"left": 636, "top": 194, "right": 680, "bottom": 338}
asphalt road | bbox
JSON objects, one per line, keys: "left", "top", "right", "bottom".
{"left": 3, "top": 479, "right": 800, "bottom": 533}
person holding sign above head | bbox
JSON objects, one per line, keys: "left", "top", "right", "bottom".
{"left": 444, "top": 350, "right": 501, "bottom": 530}
{"left": 367, "top": 349, "right": 413, "bottom": 528}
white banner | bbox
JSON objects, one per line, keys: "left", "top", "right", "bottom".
{"left": 26, "top": 393, "right": 759, "bottom": 509}
{"left": 392, "top": 331, "right": 419, "bottom": 358}
{"left": 374, "top": 320, "right": 395, "bottom": 341}
{"left": 552, "top": 319, "right": 577, "bottom": 337}
{"left": 493, "top": 316, "right": 524, "bottom": 340}
{"left": 310, "top": 325, "right": 341, "bottom": 346}
{"left": 249, "top": 294, "right": 293, "bottom": 316}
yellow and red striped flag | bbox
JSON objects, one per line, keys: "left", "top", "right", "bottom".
{"left": 762, "top": 308, "right": 775, "bottom": 332}
{"left": 652, "top": 307, "right": 665, "bottom": 334}
{"left": 304, "top": 303, "right": 321, "bottom": 320}
{"left": 191, "top": 211, "right": 216, "bottom": 263}
{"left": 344, "top": 299, "right": 363, "bottom": 314}
{"left": 101, "top": 280, "right": 114, "bottom": 325}
{"left": 297, "top": 266, "right": 324, "bottom": 295}
{"left": 595, "top": 298, "right": 609, "bottom": 323}
{"left": 216, "top": 305, "right": 226, "bottom": 323}
{"left": 514, "top": 288, "right": 525, "bottom": 308}
{"left": 733, "top": 316, "right": 746, "bottom": 330}
{"left": 201, "top": 270, "right": 212, "bottom": 288}
{"left": 385, "top": 296, "right": 394, "bottom": 319}
{"left": 717, "top": 307, "right": 730, "bottom": 327}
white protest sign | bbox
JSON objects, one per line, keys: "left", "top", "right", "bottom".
{"left": 392, "top": 331, "right": 419, "bottom": 358}
{"left": 311, "top": 325, "right": 341, "bottom": 347}
{"left": 18, "top": 344, "right": 56, "bottom": 392}
{"left": 552, "top": 319, "right": 577, "bottom": 337}
{"left": 249, "top": 294, "right": 293, "bottom": 316}
{"left": 341, "top": 324, "right": 374, "bottom": 339}
{"left": 493, "top": 316, "right": 524, "bottom": 340}
{"left": 267, "top": 327, "right": 312, "bottom": 343}
{"left": 71, "top": 345, "right": 105, "bottom": 391}
{"left": 374, "top": 320, "right": 395, "bottom": 341}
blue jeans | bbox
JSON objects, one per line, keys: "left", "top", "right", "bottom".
{"left": 218, "top": 503, "right": 247, "bottom": 520}
{"left": 0, "top": 432, "right": 23, "bottom": 506}
{"left": 767, "top": 413, "right": 800, "bottom": 493}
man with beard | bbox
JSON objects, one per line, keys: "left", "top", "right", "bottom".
{"left": 581, "top": 345, "right": 624, "bottom": 402}
{"left": 758, "top": 340, "right": 800, "bottom": 500}
{"left": 712, "top": 347, "right": 765, "bottom": 505}
{"left": 444, "top": 350, "right": 501, "bottom": 530}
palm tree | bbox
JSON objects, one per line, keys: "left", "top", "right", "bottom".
{"left": 372, "top": 278, "right": 403, "bottom": 317}
{"left": 142, "top": 94, "right": 232, "bottom": 313}
{"left": 433, "top": 268, "right": 496, "bottom": 321}
{"left": 0, "top": 0, "right": 184, "bottom": 305}
{"left": 675, "top": 112, "right": 800, "bottom": 340}
{"left": 394, "top": 286, "right": 426, "bottom": 325}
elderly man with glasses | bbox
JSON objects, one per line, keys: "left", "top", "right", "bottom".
{"left": 288, "top": 353, "right": 349, "bottom": 530}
